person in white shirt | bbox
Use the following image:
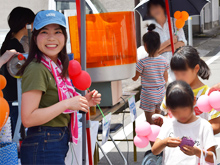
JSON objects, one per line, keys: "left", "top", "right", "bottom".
{"left": 147, "top": 0, "right": 187, "bottom": 82}
{"left": 151, "top": 80, "right": 217, "bottom": 165}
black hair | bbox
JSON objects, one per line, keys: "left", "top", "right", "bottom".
{"left": 1, "top": 7, "right": 35, "bottom": 55}
{"left": 171, "top": 46, "right": 211, "bottom": 80}
{"left": 142, "top": 24, "right": 160, "bottom": 57}
{"left": 147, "top": 0, "right": 166, "bottom": 17}
{"left": 166, "top": 80, "right": 194, "bottom": 110}
{"left": 17, "top": 25, "right": 69, "bottom": 78}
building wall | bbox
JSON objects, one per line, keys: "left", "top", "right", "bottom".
{"left": 185, "top": 0, "right": 219, "bottom": 33}
{"left": 0, "top": 0, "right": 50, "bottom": 29}
{"left": 100, "top": 0, "right": 134, "bottom": 12}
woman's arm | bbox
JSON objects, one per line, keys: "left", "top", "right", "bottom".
{"left": 132, "top": 71, "right": 141, "bottom": 81}
{"left": 158, "top": 35, "right": 178, "bottom": 53}
{"left": 210, "top": 117, "right": 220, "bottom": 135}
{"left": 159, "top": 41, "right": 185, "bottom": 54}
{"left": 0, "top": 49, "right": 18, "bottom": 68}
{"left": 21, "top": 90, "right": 89, "bottom": 128}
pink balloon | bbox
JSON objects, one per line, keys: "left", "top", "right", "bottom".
{"left": 148, "top": 125, "right": 161, "bottom": 142}
{"left": 134, "top": 135, "right": 149, "bottom": 148}
{"left": 135, "top": 122, "right": 152, "bottom": 137}
{"left": 197, "top": 95, "right": 212, "bottom": 112}
{"left": 68, "top": 60, "right": 82, "bottom": 79}
{"left": 209, "top": 91, "right": 220, "bottom": 111}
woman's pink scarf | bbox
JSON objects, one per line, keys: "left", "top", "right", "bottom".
{"left": 39, "top": 54, "right": 79, "bottom": 144}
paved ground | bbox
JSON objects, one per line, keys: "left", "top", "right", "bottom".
{"left": 96, "top": 27, "right": 220, "bottom": 165}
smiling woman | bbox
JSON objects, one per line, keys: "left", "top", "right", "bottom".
{"left": 17, "top": 10, "right": 101, "bottom": 164}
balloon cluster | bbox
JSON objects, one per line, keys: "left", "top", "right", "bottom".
{"left": 197, "top": 91, "right": 220, "bottom": 113}
{"left": 174, "top": 11, "right": 189, "bottom": 29}
{"left": 0, "top": 75, "right": 10, "bottom": 131}
{"left": 68, "top": 60, "right": 92, "bottom": 91}
{"left": 134, "top": 122, "right": 160, "bottom": 148}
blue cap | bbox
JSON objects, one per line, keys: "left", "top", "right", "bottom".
{"left": 33, "top": 10, "right": 66, "bottom": 30}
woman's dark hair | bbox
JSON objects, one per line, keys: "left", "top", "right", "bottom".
{"left": 147, "top": 0, "right": 166, "bottom": 17}
{"left": 17, "top": 26, "right": 69, "bottom": 78}
{"left": 1, "top": 7, "right": 35, "bottom": 54}
{"left": 143, "top": 24, "right": 160, "bottom": 57}
{"left": 166, "top": 80, "right": 194, "bottom": 110}
{"left": 171, "top": 46, "right": 211, "bottom": 80}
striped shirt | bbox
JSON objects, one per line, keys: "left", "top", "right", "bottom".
{"left": 136, "top": 55, "right": 169, "bottom": 88}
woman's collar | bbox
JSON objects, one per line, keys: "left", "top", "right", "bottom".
{"left": 153, "top": 17, "right": 168, "bottom": 29}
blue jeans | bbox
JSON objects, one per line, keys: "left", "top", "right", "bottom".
{"left": 20, "top": 126, "right": 70, "bottom": 165}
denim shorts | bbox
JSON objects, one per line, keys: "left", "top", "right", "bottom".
{"left": 20, "top": 126, "right": 70, "bottom": 165}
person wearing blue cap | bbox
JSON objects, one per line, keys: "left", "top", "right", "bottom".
{"left": 18, "top": 10, "right": 101, "bottom": 164}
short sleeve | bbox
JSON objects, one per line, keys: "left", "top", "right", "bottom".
{"left": 136, "top": 60, "right": 144, "bottom": 74}
{"left": 177, "top": 27, "right": 187, "bottom": 46}
{"left": 165, "top": 60, "right": 170, "bottom": 70}
{"left": 202, "top": 120, "right": 218, "bottom": 150}
{"left": 209, "top": 109, "right": 220, "bottom": 120}
{"left": 22, "top": 62, "right": 48, "bottom": 93}
{"left": 157, "top": 121, "right": 170, "bottom": 140}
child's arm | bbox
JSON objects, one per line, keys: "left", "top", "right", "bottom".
{"left": 132, "top": 71, "right": 140, "bottom": 81}
{"left": 180, "top": 146, "right": 216, "bottom": 163}
{"left": 209, "top": 116, "right": 220, "bottom": 135}
{"left": 152, "top": 137, "right": 181, "bottom": 155}
{"left": 164, "top": 70, "right": 168, "bottom": 83}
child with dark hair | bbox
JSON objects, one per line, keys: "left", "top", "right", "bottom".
{"left": 160, "top": 46, "right": 220, "bottom": 134}
{"left": 152, "top": 80, "right": 217, "bottom": 164}
{"left": 133, "top": 24, "right": 169, "bottom": 132}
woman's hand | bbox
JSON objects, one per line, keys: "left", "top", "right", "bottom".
{"left": 165, "top": 137, "right": 181, "bottom": 147}
{"left": 0, "top": 49, "right": 18, "bottom": 67}
{"left": 85, "top": 90, "right": 101, "bottom": 107}
{"left": 180, "top": 145, "right": 200, "bottom": 156}
{"left": 66, "top": 96, "right": 89, "bottom": 112}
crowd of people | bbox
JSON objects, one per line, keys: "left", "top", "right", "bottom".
{"left": 0, "top": 0, "right": 220, "bottom": 164}
{"left": 132, "top": 0, "right": 220, "bottom": 164}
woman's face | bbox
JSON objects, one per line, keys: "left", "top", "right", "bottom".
{"left": 149, "top": 4, "right": 165, "bottom": 20}
{"left": 173, "top": 65, "right": 199, "bottom": 86}
{"left": 36, "top": 24, "right": 65, "bottom": 60}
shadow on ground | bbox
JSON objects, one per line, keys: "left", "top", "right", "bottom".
{"left": 98, "top": 151, "right": 146, "bottom": 165}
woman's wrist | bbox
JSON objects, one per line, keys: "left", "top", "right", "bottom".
{"left": 63, "top": 99, "right": 70, "bottom": 110}
{"left": 166, "top": 39, "right": 171, "bottom": 46}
